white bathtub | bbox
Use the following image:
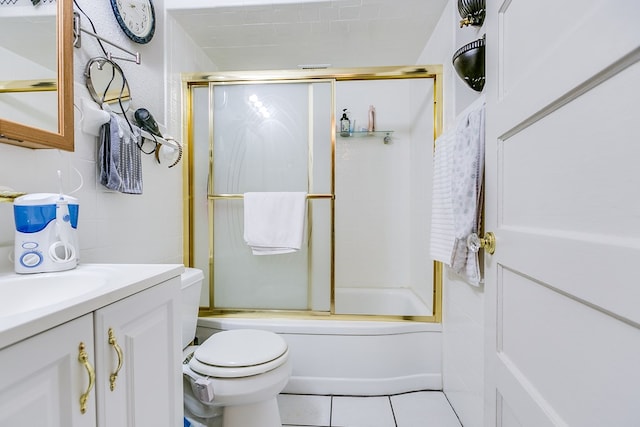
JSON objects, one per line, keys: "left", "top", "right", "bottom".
{"left": 196, "top": 316, "right": 442, "bottom": 396}
{"left": 334, "top": 287, "right": 432, "bottom": 316}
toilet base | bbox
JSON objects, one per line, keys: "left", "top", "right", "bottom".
{"left": 223, "top": 397, "right": 282, "bottom": 427}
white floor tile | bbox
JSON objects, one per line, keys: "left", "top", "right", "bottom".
{"left": 278, "top": 394, "right": 332, "bottom": 426}
{"left": 331, "top": 396, "right": 396, "bottom": 427}
{"left": 391, "top": 392, "right": 461, "bottom": 427}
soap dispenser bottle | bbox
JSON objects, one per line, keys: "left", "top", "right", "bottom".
{"left": 340, "top": 109, "right": 350, "bottom": 136}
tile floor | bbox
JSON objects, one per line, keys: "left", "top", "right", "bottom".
{"left": 277, "top": 391, "right": 462, "bottom": 427}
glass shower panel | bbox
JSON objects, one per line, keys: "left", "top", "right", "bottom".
{"left": 212, "top": 84, "right": 310, "bottom": 193}
{"left": 210, "top": 82, "right": 332, "bottom": 311}
{"left": 334, "top": 79, "right": 434, "bottom": 316}
{"left": 191, "top": 86, "right": 212, "bottom": 307}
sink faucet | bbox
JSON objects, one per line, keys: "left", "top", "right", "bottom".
{"left": 0, "top": 188, "right": 25, "bottom": 203}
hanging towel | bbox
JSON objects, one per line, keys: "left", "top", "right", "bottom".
{"left": 98, "top": 114, "right": 122, "bottom": 191}
{"left": 98, "top": 113, "right": 143, "bottom": 194}
{"left": 450, "top": 98, "right": 486, "bottom": 285}
{"left": 119, "top": 123, "right": 143, "bottom": 194}
{"left": 243, "top": 192, "right": 307, "bottom": 255}
{"left": 430, "top": 129, "right": 456, "bottom": 266}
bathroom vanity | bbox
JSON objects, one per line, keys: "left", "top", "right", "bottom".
{"left": 0, "top": 263, "right": 184, "bottom": 426}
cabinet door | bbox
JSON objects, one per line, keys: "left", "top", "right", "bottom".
{"left": 94, "top": 277, "right": 182, "bottom": 427}
{"left": 0, "top": 314, "right": 96, "bottom": 427}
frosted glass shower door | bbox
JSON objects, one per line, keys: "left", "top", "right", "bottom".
{"left": 210, "top": 82, "right": 332, "bottom": 311}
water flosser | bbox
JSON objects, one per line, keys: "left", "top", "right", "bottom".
{"left": 51, "top": 171, "right": 75, "bottom": 264}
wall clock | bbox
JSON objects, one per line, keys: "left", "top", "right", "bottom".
{"left": 110, "top": 0, "right": 156, "bottom": 44}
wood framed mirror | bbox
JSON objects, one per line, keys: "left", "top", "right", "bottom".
{"left": 0, "top": 0, "right": 74, "bottom": 151}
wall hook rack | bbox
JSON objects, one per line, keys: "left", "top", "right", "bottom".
{"left": 139, "top": 128, "right": 181, "bottom": 151}
{"left": 80, "top": 99, "right": 182, "bottom": 152}
{"left": 73, "top": 12, "right": 141, "bottom": 65}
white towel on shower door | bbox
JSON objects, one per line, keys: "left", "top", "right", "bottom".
{"left": 243, "top": 192, "right": 307, "bottom": 255}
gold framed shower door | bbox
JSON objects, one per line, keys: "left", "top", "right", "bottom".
{"left": 182, "top": 65, "right": 443, "bottom": 323}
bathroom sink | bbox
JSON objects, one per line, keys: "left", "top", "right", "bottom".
{"left": 0, "top": 272, "right": 108, "bottom": 318}
{"left": 0, "top": 263, "right": 184, "bottom": 351}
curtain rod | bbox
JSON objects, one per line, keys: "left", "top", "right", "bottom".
{"left": 72, "top": 12, "right": 141, "bottom": 65}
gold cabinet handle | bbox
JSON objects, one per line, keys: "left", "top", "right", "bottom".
{"left": 78, "top": 342, "right": 95, "bottom": 414}
{"left": 108, "top": 328, "right": 124, "bottom": 391}
{"left": 467, "top": 232, "right": 496, "bottom": 254}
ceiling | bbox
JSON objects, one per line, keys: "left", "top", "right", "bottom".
{"left": 169, "top": 0, "right": 449, "bottom": 71}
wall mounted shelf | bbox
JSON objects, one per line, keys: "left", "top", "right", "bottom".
{"left": 338, "top": 131, "right": 393, "bottom": 143}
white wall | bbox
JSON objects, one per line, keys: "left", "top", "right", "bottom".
{"left": 0, "top": 0, "right": 213, "bottom": 272}
{"left": 165, "top": 12, "right": 217, "bottom": 133}
{"left": 416, "top": 1, "right": 485, "bottom": 426}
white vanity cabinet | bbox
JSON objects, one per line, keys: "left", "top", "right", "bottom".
{"left": 0, "top": 273, "right": 182, "bottom": 427}
{"left": 94, "top": 277, "right": 182, "bottom": 427}
{"left": 0, "top": 313, "right": 97, "bottom": 427}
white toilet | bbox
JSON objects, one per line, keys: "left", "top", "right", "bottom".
{"left": 180, "top": 268, "right": 292, "bottom": 427}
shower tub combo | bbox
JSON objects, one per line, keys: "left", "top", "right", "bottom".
{"left": 185, "top": 67, "right": 444, "bottom": 396}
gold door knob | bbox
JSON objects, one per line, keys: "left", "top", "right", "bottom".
{"left": 466, "top": 232, "right": 496, "bottom": 254}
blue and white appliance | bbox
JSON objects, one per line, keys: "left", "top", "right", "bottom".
{"left": 13, "top": 193, "right": 80, "bottom": 274}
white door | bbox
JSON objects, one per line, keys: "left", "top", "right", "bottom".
{"left": 0, "top": 314, "right": 96, "bottom": 427}
{"left": 484, "top": 1, "right": 640, "bottom": 426}
{"left": 94, "top": 278, "right": 182, "bottom": 427}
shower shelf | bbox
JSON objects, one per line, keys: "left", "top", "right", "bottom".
{"left": 339, "top": 130, "right": 393, "bottom": 137}
{"left": 338, "top": 131, "right": 394, "bottom": 143}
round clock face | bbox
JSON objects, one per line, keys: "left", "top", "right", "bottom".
{"left": 110, "top": 0, "right": 156, "bottom": 44}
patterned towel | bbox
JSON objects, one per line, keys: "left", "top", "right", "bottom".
{"left": 98, "top": 114, "right": 143, "bottom": 194}
{"left": 450, "top": 101, "right": 485, "bottom": 285}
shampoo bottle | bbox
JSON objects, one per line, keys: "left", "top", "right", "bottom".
{"left": 367, "top": 105, "right": 376, "bottom": 133}
{"left": 340, "top": 109, "right": 350, "bottom": 136}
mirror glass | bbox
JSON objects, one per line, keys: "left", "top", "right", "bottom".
{"left": 85, "top": 57, "right": 131, "bottom": 112}
{"left": 0, "top": 2, "right": 58, "bottom": 133}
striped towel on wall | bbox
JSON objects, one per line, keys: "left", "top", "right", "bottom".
{"left": 430, "top": 129, "right": 456, "bottom": 266}
{"left": 98, "top": 113, "right": 143, "bottom": 195}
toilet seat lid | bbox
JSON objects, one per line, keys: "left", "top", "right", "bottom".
{"left": 191, "top": 329, "right": 288, "bottom": 377}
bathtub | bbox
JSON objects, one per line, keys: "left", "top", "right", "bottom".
{"left": 196, "top": 316, "right": 442, "bottom": 396}
{"left": 334, "top": 287, "right": 432, "bottom": 316}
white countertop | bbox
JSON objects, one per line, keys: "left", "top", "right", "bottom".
{"left": 0, "top": 263, "right": 184, "bottom": 350}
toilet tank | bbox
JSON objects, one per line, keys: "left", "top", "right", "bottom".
{"left": 181, "top": 268, "right": 204, "bottom": 349}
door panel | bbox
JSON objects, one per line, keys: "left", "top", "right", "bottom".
{"left": 497, "top": 0, "right": 639, "bottom": 124}
{"left": 498, "top": 229, "right": 640, "bottom": 325}
{"left": 0, "top": 314, "right": 95, "bottom": 427}
{"left": 485, "top": 0, "right": 640, "bottom": 426}
{"left": 498, "top": 267, "right": 640, "bottom": 426}
{"left": 500, "top": 61, "right": 640, "bottom": 238}
{"left": 94, "top": 279, "right": 181, "bottom": 427}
